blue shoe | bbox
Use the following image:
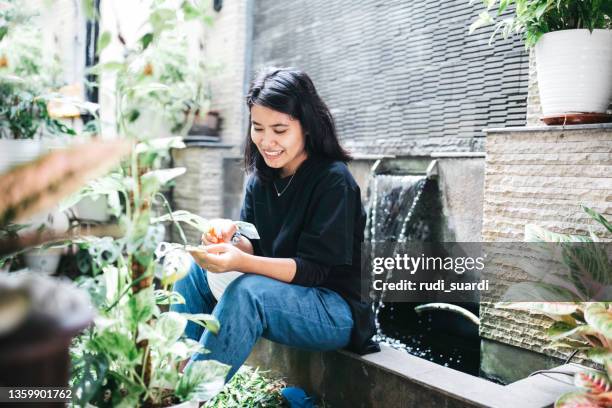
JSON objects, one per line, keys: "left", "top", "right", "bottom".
{"left": 280, "top": 387, "right": 315, "bottom": 408}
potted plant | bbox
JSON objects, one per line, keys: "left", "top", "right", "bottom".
{"left": 498, "top": 206, "right": 612, "bottom": 407}
{"left": 470, "top": 0, "right": 612, "bottom": 122}
{"left": 0, "top": 139, "right": 131, "bottom": 392}
{"left": 0, "top": 136, "right": 232, "bottom": 407}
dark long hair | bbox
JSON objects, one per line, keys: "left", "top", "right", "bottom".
{"left": 244, "top": 67, "right": 352, "bottom": 183}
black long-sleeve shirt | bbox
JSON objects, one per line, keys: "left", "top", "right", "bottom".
{"left": 239, "top": 156, "right": 379, "bottom": 355}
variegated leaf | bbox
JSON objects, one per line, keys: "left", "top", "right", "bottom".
{"left": 574, "top": 369, "right": 612, "bottom": 394}
{"left": 585, "top": 303, "right": 612, "bottom": 339}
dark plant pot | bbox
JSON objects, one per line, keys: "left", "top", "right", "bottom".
{"left": 0, "top": 272, "right": 93, "bottom": 407}
{"left": 187, "top": 109, "right": 222, "bottom": 137}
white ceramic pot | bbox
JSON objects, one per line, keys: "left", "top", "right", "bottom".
{"left": 535, "top": 29, "right": 612, "bottom": 115}
{"left": 23, "top": 248, "right": 63, "bottom": 275}
{"left": 21, "top": 208, "right": 70, "bottom": 275}
{"left": 74, "top": 196, "right": 110, "bottom": 222}
{"left": 0, "top": 140, "right": 45, "bottom": 174}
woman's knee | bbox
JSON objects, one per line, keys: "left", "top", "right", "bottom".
{"left": 224, "top": 274, "right": 273, "bottom": 301}
{"left": 173, "top": 258, "right": 207, "bottom": 293}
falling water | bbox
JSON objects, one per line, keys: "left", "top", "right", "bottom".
{"left": 364, "top": 173, "right": 427, "bottom": 345}
{"left": 364, "top": 168, "right": 480, "bottom": 376}
{"left": 362, "top": 164, "right": 497, "bottom": 381}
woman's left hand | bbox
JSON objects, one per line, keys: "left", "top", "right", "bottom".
{"left": 189, "top": 243, "right": 247, "bottom": 273}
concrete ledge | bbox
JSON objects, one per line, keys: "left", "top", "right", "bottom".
{"left": 180, "top": 142, "right": 235, "bottom": 148}
{"left": 431, "top": 152, "right": 486, "bottom": 158}
{"left": 483, "top": 123, "right": 612, "bottom": 133}
{"left": 246, "top": 340, "right": 582, "bottom": 408}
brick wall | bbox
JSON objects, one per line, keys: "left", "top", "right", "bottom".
{"left": 251, "top": 0, "right": 529, "bottom": 156}
{"left": 202, "top": 0, "right": 251, "bottom": 151}
{"left": 480, "top": 125, "right": 612, "bottom": 363}
{"left": 172, "top": 0, "right": 250, "bottom": 231}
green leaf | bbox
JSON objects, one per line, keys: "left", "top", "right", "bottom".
{"left": 554, "top": 391, "right": 601, "bottom": 408}
{"left": 548, "top": 320, "right": 577, "bottom": 337}
{"left": 548, "top": 339, "right": 592, "bottom": 350}
{"left": 583, "top": 206, "right": 612, "bottom": 234}
{"left": 175, "top": 360, "right": 230, "bottom": 402}
{"left": 103, "top": 265, "right": 120, "bottom": 304}
{"left": 182, "top": 1, "right": 203, "bottom": 20}
{"left": 183, "top": 313, "right": 220, "bottom": 335}
{"left": 469, "top": 11, "right": 495, "bottom": 33}
{"left": 71, "top": 352, "right": 109, "bottom": 407}
{"left": 126, "top": 286, "right": 157, "bottom": 329}
{"left": 602, "top": 1, "right": 612, "bottom": 17}
{"left": 497, "top": 0, "right": 510, "bottom": 15}
{"left": 140, "top": 32, "right": 154, "bottom": 50}
{"left": 484, "top": 0, "right": 497, "bottom": 10}
{"left": 587, "top": 348, "right": 612, "bottom": 365}
{"left": 574, "top": 369, "right": 612, "bottom": 394}
{"left": 86, "top": 61, "right": 125, "bottom": 75}
{"left": 159, "top": 249, "right": 192, "bottom": 286}
{"left": 91, "top": 330, "right": 140, "bottom": 367}
{"left": 82, "top": 0, "right": 98, "bottom": 20}
{"left": 549, "top": 323, "right": 597, "bottom": 342}
{"left": 0, "top": 26, "right": 9, "bottom": 42}
{"left": 535, "top": 3, "right": 549, "bottom": 19}
{"left": 585, "top": 303, "right": 612, "bottom": 339}
{"left": 525, "top": 224, "right": 590, "bottom": 243}
{"left": 152, "top": 210, "right": 210, "bottom": 233}
{"left": 149, "top": 8, "right": 177, "bottom": 34}
{"left": 126, "top": 82, "right": 171, "bottom": 98}
{"left": 135, "top": 136, "right": 186, "bottom": 154}
{"left": 97, "top": 31, "right": 112, "bottom": 54}
{"left": 141, "top": 167, "right": 186, "bottom": 196}
{"left": 154, "top": 289, "right": 186, "bottom": 305}
{"left": 157, "top": 311, "right": 188, "bottom": 345}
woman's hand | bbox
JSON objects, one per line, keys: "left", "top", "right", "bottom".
{"left": 201, "top": 218, "right": 237, "bottom": 245}
{"left": 189, "top": 243, "right": 246, "bottom": 273}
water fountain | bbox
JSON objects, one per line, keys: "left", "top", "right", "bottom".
{"left": 364, "top": 158, "right": 485, "bottom": 380}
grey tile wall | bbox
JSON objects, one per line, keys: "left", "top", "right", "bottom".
{"left": 251, "top": 0, "right": 529, "bottom": 155}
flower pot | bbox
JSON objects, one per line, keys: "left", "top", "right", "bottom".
{"left": 23, "top": 248, "right": 63, "bottom": 275}
{"left": 0, "top": 272, "right": 93, "bottom": 391}
{"left": 535, "top": 29, "right": 612, "bottom": 116}
{"left": 74, "top": 195, "right": 110, "bottom": 222}
{"left": 20, "top": 208, "right": 69, "bottom": 275}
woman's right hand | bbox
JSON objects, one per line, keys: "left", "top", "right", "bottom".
{"left": 201, "top": 218, "right": 237, "bottom": 245}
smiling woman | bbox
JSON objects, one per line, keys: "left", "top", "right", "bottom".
{"left": 171, "top": 67, "right": 380, "bottom": 387}
{"left": 250, "top": 104, "right": 308, "bottom": 178}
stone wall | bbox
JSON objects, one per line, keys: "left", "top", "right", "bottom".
{"left": 251, "top": 0, "right": 529, "bottom": 156}
{"left": 172, "top": 0, "right": 250, "bottom": 230}
{"left": 172, "top": 145, "right": 234, "bottom": 243}
{"left": 201, "top": 0, "right": 251, "bottom": 151}
{"left": 480, "top": 124, "right": 612, "bottom": 363}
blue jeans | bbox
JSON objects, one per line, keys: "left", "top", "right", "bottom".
{"left": 170, "top": 260, "right": 354, "bottom": 382}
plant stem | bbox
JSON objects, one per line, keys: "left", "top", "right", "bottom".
{"left": 104, "top": 272, "right": 151, "bottom": 312}
{"left": 155, "top": 192, "right": 187, "bottom": 246}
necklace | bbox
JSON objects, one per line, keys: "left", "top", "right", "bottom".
{"left": 273, "top": 172, "right": 296, "bottom": 197}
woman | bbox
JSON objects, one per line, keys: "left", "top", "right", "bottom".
{"left": 171, "top": 67, "right": 379, "bottom": 383}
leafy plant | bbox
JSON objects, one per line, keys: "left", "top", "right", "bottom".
{"left": 91, "top": 0, "right": 215, "bottom": 138}
{"left": 0, "top": 1, "right": 232, "bottom": 405}
{"left": 204, "top": 366, "right": 288, "bottom": 408}
{"left": 497, "top": 206, "right": 612, "bottom": 408}
{"left": 469, "top": 0, "right": 612, "bottom": 47}
{"left": 66, "top": 134, "right": 232, "bottom": 406}
{"left": 0, "top": 19, "right": 80, "bottom": 139}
